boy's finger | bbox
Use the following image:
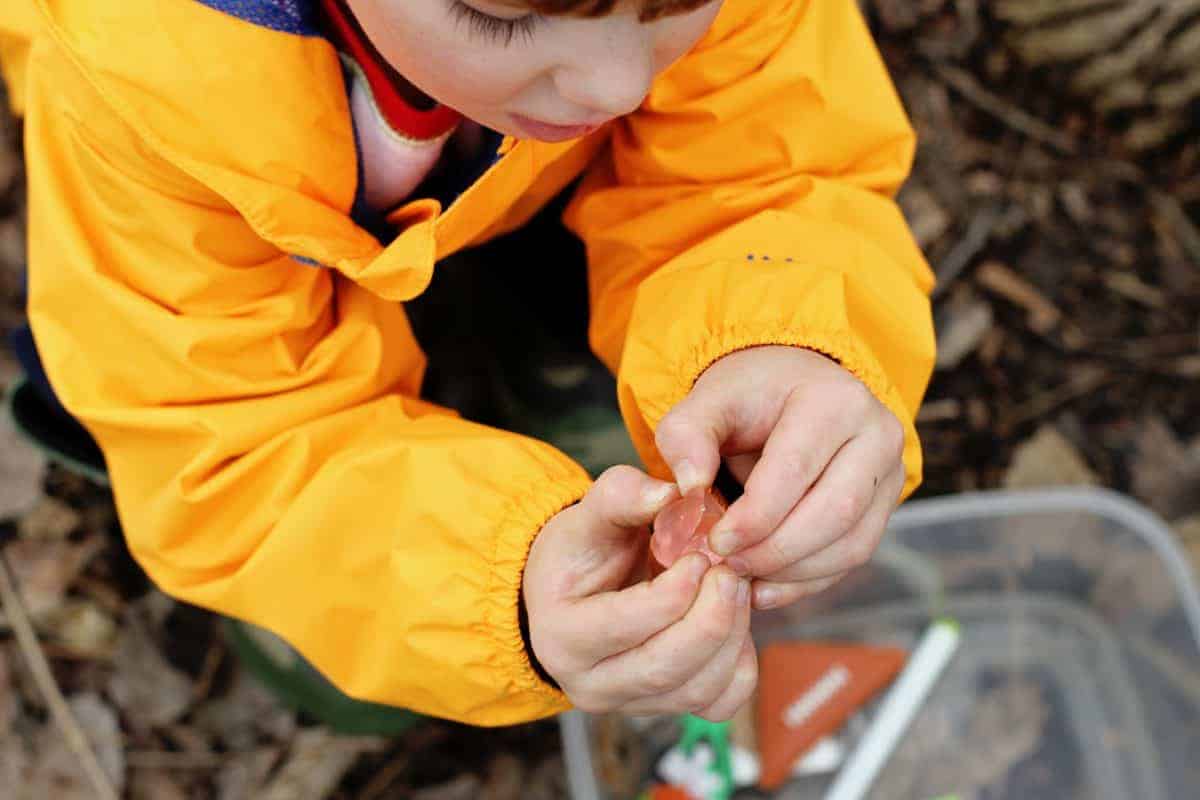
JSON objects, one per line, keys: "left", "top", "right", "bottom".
{"left": 566, "top": 552, "right": 711, "bottom": 664}
{"left": 584, "top": 465, "right": 679, "bottom": 530}
{"left": 756, "top": 467, "right": 902, "bottom": 587}
{"left": 653, "top": 588, "right": 751, "bottom": 715}
{"left": 709, "top": 390, "right": 859, "bottom": 558}
{"left": 654, "top": 392, "right": 731, "bottom": 495}
{"left": 724, "top": 452, "right": 759, "bottom": 486}
{"left": 693, "top": 638, "right": 759, "bottom": 722}
{"left": 750, "top": 574, "right": 847, "bottom": 611}
{"left": 725, "top": 437, "right": 890, "bottom": 577}
{"left": 584, "top": 565, "right": 747, "bottom": 701}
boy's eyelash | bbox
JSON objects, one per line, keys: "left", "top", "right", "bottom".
{"left": 449, "top": 2, "right": 540, "bottom": 46}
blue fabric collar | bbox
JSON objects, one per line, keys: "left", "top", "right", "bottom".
{"left": 193, "top": 0, "right": 320, "bottom": 35}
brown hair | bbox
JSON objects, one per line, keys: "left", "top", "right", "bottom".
{"left": 523, "top": 0, "right": 717, "bottom": 23}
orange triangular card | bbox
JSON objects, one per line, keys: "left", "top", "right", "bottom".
{"left": 757, "top": 642, "right": 908, "bottom": 790}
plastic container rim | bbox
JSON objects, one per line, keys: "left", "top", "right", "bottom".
{"left": 559, "top": 487, "right": 1200, "bottom": 800}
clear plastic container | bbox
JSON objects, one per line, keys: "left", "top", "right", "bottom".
{"left": 560, "top": 488, "right": 1200, "bottom": 800}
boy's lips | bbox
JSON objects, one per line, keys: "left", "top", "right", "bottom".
{"left": 510, "top": 114, "right": 603, "bottom": 142}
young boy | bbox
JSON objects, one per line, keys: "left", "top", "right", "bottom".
{"left": 0, "top": 0, "right": 935, "bottom": 726}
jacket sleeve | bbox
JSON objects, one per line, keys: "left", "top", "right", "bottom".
{"left": 0, "top": 0, "right": 37, "bottom": 114}
{"left": 564, "top": 0, "right": 936, "bottom": 499}
{"left": 21, "top": 37, "right": 588, "bottom": 726}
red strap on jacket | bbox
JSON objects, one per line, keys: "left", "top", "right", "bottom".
{"left": 319, "top": 0, "right": 461, "bottom": 141}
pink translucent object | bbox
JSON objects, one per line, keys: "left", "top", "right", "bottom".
{"left": 650, "top": 489, "right": 727, "bottom": 570}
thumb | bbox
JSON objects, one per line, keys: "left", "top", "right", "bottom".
{"left": 537, "top": 467, "right": 678, "bottom": 602}
{"left": 582, "top": 465, "right": 680, "bottom": 533}
{"left": 655, "top": 391, "right": 731, "bottom": 495}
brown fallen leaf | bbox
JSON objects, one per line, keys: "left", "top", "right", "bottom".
{"left": 482, "top": 753, "right": 525, "bottom": 800}
{"left": 18, "top": 497, "right": 82, "bottom": 540}
{"left": 1130, "top": 415, "right": 1200, "bottom": 521}
{"left": 936, "top": 294, "right": 995, "bottom": 370}
{"left": 43, "top": 599, "right": 118, "bottom": 658}
{"left": 412, "top": 775, "right": 485, "bottom": 800}
{"left": 107, "top": 609, "right": 194, "bottom": 730}
{"left": 217, "top": 747, "right": 281, "bottom": 800}
{"left": 1003, "top": 424, "right": 1100, "bottom": 489}
{"left": 1176, "top": 516, "right": 1200, "bottom": 574}
{"left": 0, "top": 536, "right": 105, "bottom": 626}
{"left": 259, "top": 727, "right": 384, "bottom": 800}
{"left": 20, "top": 693, "right": 125, "bottom": 800}
{"left": 0, "top": 412, "right": 46, "bottom": 521}
{"left": 523, "top": 755, "right": 569, "bottom": 800}
{"left": 193, "top": 669, "right": 297, "bottom": 751}
{"left": 129, "top": 770, "right": 190, "bottom": 800}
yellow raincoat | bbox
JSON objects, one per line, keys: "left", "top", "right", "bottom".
{"left": 1, "top": 0, "right": 935, "bottom": 725}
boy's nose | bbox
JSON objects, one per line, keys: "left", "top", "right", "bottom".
{"left": 552, "top": 15, "right": 657, "bottom": 119}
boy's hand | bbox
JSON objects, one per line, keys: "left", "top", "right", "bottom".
{"left": 524, "top": 466, "right": 756, "bottom": 722}
{"left": 655, "top": 346, "right": 906, "bottom": 611}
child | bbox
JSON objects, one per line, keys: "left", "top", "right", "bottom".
{"left": 0, "top": 0, "right": 935, "bottom": 726}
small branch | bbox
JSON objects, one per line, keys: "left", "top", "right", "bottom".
{"left": 1149, "top": 190, "right": 1200, "bottom": 268}
{"left": 0, "top": 550, "right": 119, "bottom": 800}
{"left": 125, "top": 750, "right": 226, "bottom": 770}
{"left": 930, "top": 62, "right": 1080, "bottom": 154}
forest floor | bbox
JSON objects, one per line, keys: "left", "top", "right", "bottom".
{"left": 1, "top": 2, "right": 1198, "bottom": 798}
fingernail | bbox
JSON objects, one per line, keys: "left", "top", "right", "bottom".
{"left": 756, "top": 585, "right": 780, "bottom": 609}
{"left": 724, "top": 557, "right": 750, "bottom": 577}
{"left": 674, "top": 460, "right": 704, "bottom": 494}
{"left": 736, "top": 579, "right": 750, "bottom": 607}
{"left": 710, "top": 528, "right": 739, "bottom": 557}
{"left": 686, "top": 554, "right": 710, "bottom": 584}
{"left": 719, "top": 572, "right": 741, "bottom": 602}
{"left": 642, "top": 482, "right": 676, "bottom": 510}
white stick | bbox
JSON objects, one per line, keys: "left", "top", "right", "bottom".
{"left": 823, "top": 618, "right": 962, "bottom": 800}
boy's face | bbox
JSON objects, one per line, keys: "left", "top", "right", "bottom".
{"left": 345, "top": 0, "right": 724, "bottom": 142}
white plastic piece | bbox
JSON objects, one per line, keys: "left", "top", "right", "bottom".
{"left": 792, "top": 736, "right": 846, "bottom": 776}
{"left": 823, "top": 619, "right": 962, "bottom": 800}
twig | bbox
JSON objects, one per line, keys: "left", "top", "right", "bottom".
{"left": 933, "top": 205, "right": 1006, "bottom": 298}
{"left": 125, "top": 750, "right": 226, "bottom": 770}
{"left": 930, "top": 63, "right": 1080, "bottom": 154}
{"left": 0, "top": 550, "right": 119, "bottom": 800}
{"left": 1149, "top": 190, "right": 1200, "bottom": 268}
{"left": 357, "top": 751, "right": 411, "bottom": 800}
{"left": 999, "top": 366, "right": 1115, "bottom": 433}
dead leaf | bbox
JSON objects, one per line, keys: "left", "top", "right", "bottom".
{"left": 18, "top": 497, "right": 82, "bottom": 540}
{"left": 0, "top": 727, "right": 29, "bottom": 795}
{"left": 412, "top": 775, "right": 485, "bottom": 800}
{"left": 217, "top": 748, "right": 280, "bottom": 800}
{"left": 107, "top": 613, "right": 193, "bottom": 729}
{"left": 1176, "top": 515, "right": 1200, "bottom": 573}
{"left": 129, "top": 770, "right": 189, "bottom": 800}
{"left": 958, "top": 678, "right": 1049, "bottom": 789}
{"left": 258, "top": 727, "right": 383, "bottom": 800}
{"left": 524, "top": 755, "right": 569, "bottom": 800}
{"left": 44, "top": 600, "right": 118, "bottom": 658}
{"left": 0, "top": 412, "right": 45, "bottom": 520}
{"left": 482, "top": 753, "right": 525, "bottom": 800}
{"left": 0, "top": 536, "right": 105, "bottom": 626}
{"left": 0, "top": 647, "right": 17, "bottom": 730}
{"left": 193, "top": 669, "right": 297, "bottom": 751}
{"left": 20, "top": 693, "right": 125, "bottom": 800}
{"left": 1003, "top": 425, "right": 1100, "bottom": 489}
{"left": 899, "top": 182, "right": 952, "bottom": 248}
{"left": 1131, "top": 416, "right": 1200, "bottom": 521}
{"left": 936, "top": 294, "right": 995, "bottom": 370}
